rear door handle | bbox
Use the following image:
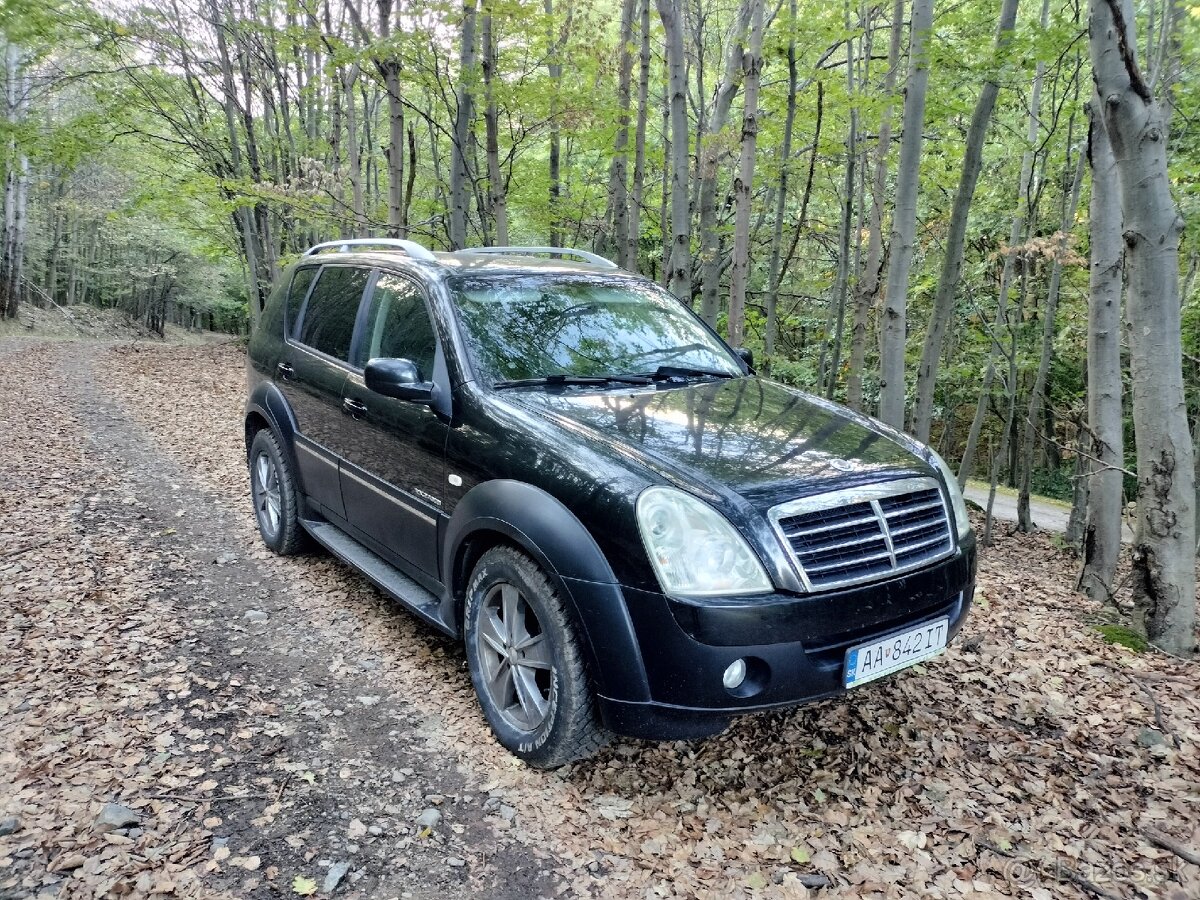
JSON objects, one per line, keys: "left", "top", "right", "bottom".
{"left": 342, "top": 397, "right": 368, "bottom": 418}
{"left": 276, "top": 362, "right": 294, "bottom": 380}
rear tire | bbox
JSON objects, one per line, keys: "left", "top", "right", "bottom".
{"left": 464, "top": 546, "right": 609, "bottom": 768}
{"left": 248, "top": 429, "right": 305, "bottom": 556}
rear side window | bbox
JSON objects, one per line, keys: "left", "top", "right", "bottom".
{"left": 285, "top": 267, "right": 318, "bottom": 336}
{"left": 295, "top": 266, "right": 371, "bottom": 361}
{"left": 352, "top": 273, "right": 437, "bottom": 379}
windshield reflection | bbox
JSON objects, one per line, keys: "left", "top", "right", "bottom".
{"left": 450, "top": 275, "right": 742, "bottom": 385}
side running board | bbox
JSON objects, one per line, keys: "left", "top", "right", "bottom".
{"left": 301, "top": 519, "right": 453, "bottom": 636}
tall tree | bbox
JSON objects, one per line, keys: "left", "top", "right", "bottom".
{"left": 627, "top": 0, "right": 651, "bottom": 271}
{"left": 1090, "top": 0, "right": 1195, "bottom": 654}
{"left": 846, "top": 0, "right": 903, "bottom": 411}
{"left": 657, "top": 0, "right": 691, "bottom": 301}
{"left": 1078, "top": 93, "right": 1124, "bottom": 604}
{"left": 763, "top": 0, "right": 797, "bottom": 358}
{"left": 910, "top": 0, "right": 1021, "bottom": 442}
{"left": 877, "top": 0, "right": 932, "bottom": 429}
{"left": 450, "top": 0, "right": 478, "bottom": 249}
{"left": 607, "top": 0, "right": 637, "bottom": 261}
{"left": 697, "top": 0, "right": 753, "bottom": 324}
{"left": 481, "top": 0, "right": 508, "bottom": 244}
{"left": 726, "top": 0, "right": 764, "bottom": 347}
{"left": 1, "top": 40, "right": 30, "bottom": 319}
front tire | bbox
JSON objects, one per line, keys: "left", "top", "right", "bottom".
{"left": 464, "top": 547, "right": 609, "bottom": 768}
{"left": 248, "top": 429, "right": 305, "bottom": 556}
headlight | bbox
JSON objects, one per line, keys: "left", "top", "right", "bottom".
{"left": 929, "top": 450, "right": 972, "bottom": 539}
{"left": 636, "top": 487, "right": 772, "bottom": 596}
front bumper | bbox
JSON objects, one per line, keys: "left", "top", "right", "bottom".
{"left": 584, "top": 533, "right": 976, "bottom": 740}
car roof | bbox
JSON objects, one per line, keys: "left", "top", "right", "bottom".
{"left": 293, "top": 246, "right": 630, "bottom": 281}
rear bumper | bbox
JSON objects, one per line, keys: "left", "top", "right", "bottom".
{"left": 578, "top": 534, "right": 976, "bottom": 740}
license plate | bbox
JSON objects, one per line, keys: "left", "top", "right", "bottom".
{"left": 844, "top": 617, "right": 948, "bottom": 689}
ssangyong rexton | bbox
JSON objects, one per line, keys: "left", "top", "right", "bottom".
{"left": 245, "top": 239, "right": 975, "bottom": 767}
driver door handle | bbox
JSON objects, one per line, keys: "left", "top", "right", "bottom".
{"left": 342, "top": 397, "right": 368, "bottom": 418}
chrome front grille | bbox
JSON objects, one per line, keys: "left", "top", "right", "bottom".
{"left": 769, "top": 477, "right": 954, "bottom": 591}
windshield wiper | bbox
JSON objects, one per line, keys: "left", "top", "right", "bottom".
{"left": 636, "top": 365, "right": 738, "bottom": 381}
{"left": 493, "top": 373, "right": 653, "bottom": 389}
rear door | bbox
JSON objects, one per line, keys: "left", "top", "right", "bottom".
{"left": 338, "top": 271, "right": 448, "bottom": 575}
{"left": 279, "top": 264, "right": 372, "bottom": 520}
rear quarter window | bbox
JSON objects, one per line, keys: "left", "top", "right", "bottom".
{"left": 294, "top": 266, "right": 371, "bottom": 361}
{"left": 285, "top": 266, "right": 319, "bottom": 337}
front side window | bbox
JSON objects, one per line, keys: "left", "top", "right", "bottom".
{"left": 352, "top": 273, "right": 437, "bottom": 379}
{"left": 451, "top": 275, "right": 742, "bottom": 384}
{"left": 296, "top": 265, "right": 371, "bottom": 361}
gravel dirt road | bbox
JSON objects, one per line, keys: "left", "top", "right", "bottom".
{"left": 2, "top": 338, "right": 1197, "bottom": 899}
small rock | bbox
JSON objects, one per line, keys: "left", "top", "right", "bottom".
{"left": 0, "top": 817, "right": 21, "bottom": 836}
{"left": 357, "top": 696, "right": 381, "bottom": 707}
{"left": 214, "top": 551, "right": 237, "bottom": 566}
{"left": 95, "top": 803, "right": 140, "bottom": 833}
{"left": 1136, "top": 728, "right": 1167, "bottom": 748}
{"left": 498, "top": 805, "right": 517, "bottom": 822}
{"left": 367, "top": 825, "right": 383, "bottom": 836}
{"left": 415, "top": 809, "right": 442, "bottom": 830}
{"left": 243, "top": 610, "right": 269, "bottom": 623}
{"left": 323, "top": 861, "right": 351, "bottom": 894}
{"left": 384, "top": 805, "right": 403, "bottom": 816}
{"left": 446, "top": 857, "right": 466, "bottom": 868}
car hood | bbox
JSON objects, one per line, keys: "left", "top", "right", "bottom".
{"left": 504, "top": 376, "right": 931, "bottom": 510}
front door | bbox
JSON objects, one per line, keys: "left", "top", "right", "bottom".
{"left": 279, "top": 263, "right": 372, "bottom": 520}
{"left": 338, "top": 271, "right": 448, "bottom": 576}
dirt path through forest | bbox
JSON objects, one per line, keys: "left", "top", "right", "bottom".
{"left": 3, "top": 338, "right": 1199, "bottom": 900}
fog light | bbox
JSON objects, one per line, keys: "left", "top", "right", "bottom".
{"left": 722, "top": 658, "right": 747, "bottom": 690}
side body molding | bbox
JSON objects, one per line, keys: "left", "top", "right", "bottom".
{"left": 443, "top": 480, "right": 651, "bottom": 703}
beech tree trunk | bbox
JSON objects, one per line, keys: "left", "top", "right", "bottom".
{"left": 697, "top": 0, "right": 753, "bottom": 323}
{"left": 764, "top": 0, "right": 797, "bottom": 358}
{"left": 607, "top": 0, "right": 637, "bottom": 261}
{"left": 2, "top": 41, "right": 29, "bottom": 319}
{"left": 846, "top": 0, "right": 903, "bottom": 411}
{"left": 726, "top": 0, "right": 763, "bottom": 348}
{"left": 657, "top": 0, "right": 691, "bottom": 301}
{"left": 378, "top": 0, "right": 406, "bottom": 237}
{"left": 628, "top": 0, "right": 651, "bottom": 271}
{"left": 877, "top": 0, "right": 933, "bottom": 430}
{"left": 910, "top": 0, "right": 1020, "bottom": 441}
{"left": 819, "top": 11, "right": 856, "bottom": 399}
{"left": 1090, "top": 0, "right": 1195, "bottom": 654}
{"left": 482, "top": 3, "right": 508, "bottom": 245}
{"left": 450, "top": 0, "right": 477, "bottom": 249}
{"left": 1079, "top": 106, "right": 1124, "bottom": 603}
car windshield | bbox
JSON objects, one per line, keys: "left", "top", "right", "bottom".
{"left": 451, "top": 275, "right": 743, "bottom": 385}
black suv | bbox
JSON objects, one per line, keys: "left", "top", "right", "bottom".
{"left": 245, "top": 239, "right": 976, "bottom": 767}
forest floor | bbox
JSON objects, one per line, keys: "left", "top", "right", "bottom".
{"left": 1, "top": 337, "right": 1198, "bottom": 900}
{"left": 0, "top": 304, "right": 230, "bottom": 346}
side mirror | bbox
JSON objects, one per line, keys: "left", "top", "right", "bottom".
{"left": 735, "top": 347, "right": 754, "bottom": 370}
{"left": 364, "top": 357, "right": 436, "bottom": 404}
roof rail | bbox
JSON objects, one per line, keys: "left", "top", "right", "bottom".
{"left": 461, "top": 246, "right": 618, "bottom": 269}
{"left": 302, "top": 238, "right": 438, "bottom": 263}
